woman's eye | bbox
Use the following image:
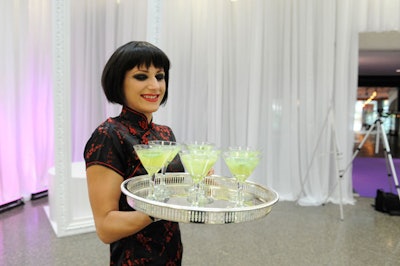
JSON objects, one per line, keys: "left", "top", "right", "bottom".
{"left": 156, "top": 74, "right": 165, "bottom": 81}
{"left": 133, "top": 74, "right": 148, "bottom": 81}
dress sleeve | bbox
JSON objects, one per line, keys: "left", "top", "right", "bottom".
{"left": 83, "top": 124, "right": 127, "bottom": 177}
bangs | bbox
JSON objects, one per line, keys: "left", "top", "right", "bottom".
{"left": 124, "top": 44, "right": 170, "bottom": 71}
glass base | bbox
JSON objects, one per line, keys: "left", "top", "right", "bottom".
{"left": 146, "top": 185, "right": 171, "bottom": 203}
{"left": 155, "top": 185, "right": 171, "bottom": 202}
{"left": 186, "top": 187, "right": 214, "bottom": 206}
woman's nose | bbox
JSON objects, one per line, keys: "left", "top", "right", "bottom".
{"left": 147, "top": 76, "right": 161, "bottom": 89}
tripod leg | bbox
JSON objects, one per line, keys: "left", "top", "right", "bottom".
{"left": 331, "top": 113, "right": 344, "bottom": 220}
{"left": 341, "top": 120, "right": 377, "bottom": 176}
{"left": 323, "top": 117, "right": 380, "bottom": 216}
{"left": 375, "top": 119, "right": 380, "bottom": 154}
{"left": 378, "top": 121, "right": 400, "bottom": 201}
{"left": 383, "top": 151, "right": 395, "bottom": 193}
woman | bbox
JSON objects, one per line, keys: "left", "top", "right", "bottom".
{"left": 84, "top": 41, "right": 184, "bottom": 265}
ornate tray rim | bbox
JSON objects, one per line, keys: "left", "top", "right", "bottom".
{"left": 121, "top": 173, "right": 279, "bottom": 224}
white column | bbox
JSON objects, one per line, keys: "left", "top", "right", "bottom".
{"left": 47, "top": 0, "right": 95, "bottom": 237}
{"left": 147, "top": 0, "right": 162, "bottom": 45}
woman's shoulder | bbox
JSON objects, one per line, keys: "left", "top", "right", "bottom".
{"left": 152, "top": 123, "right": 173, "bottom": 132}
{"left": 152, "top": 123, "right": 175, "bottom": 136}
{"left": 85, "top": 118, "right": 127, "bottom": 148}
{"left": 92, "top": 117, "right": 129, "bottom": 135}
{"left": 150, "top": 123, "right": 177, "bottom": 142}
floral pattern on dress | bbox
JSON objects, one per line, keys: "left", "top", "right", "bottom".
{"left": 84, "top": 106, "right": 184, "bottom": 266}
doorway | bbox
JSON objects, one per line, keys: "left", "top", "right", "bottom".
{"left": 352, "top": 31, "right": 400, "bottom": 197}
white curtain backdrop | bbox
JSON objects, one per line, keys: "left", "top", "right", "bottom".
{"left": 0, "top": 1, "right": 52, "bottom": 203}
{"left": 69, "top": 0, "right": 149, "bottom": 161}
{"left": 156, "top": 0, "right": 350, "bottom": 205}
{"left": 1, "top": 0, "right": 400, "bottom": 206}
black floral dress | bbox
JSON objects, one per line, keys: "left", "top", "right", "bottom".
{"left": 84, "top": 106, "right": 184, "bottom": 266}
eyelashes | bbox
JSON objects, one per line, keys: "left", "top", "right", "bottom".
{"left": 155, "top": 74, "right": 165, "bottom": 81}
{"left": 133, "top": 73, "right": 165, "bottom": 81}
{"left": 133, "top": 74, "right": 147, "bottom": 81}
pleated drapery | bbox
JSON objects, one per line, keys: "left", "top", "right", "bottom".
{"left": 1, "top": 0, "right": 400, "bottom": 207}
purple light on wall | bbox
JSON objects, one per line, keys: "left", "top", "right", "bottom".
{"left": 0, "top": 61, "right": 53, "bottom": 205}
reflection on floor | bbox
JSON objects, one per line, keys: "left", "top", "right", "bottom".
{"left": 353, "top": 131, "right": 400, "bottom": 158}
{"left": 1, "top": 197, "right": 399, "bottom": 265}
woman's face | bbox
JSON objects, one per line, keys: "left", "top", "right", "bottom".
{"left": 123, "top": 64, "right": 166, "bottom": 122}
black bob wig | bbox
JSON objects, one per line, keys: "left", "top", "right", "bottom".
{"left": 101, "top": 41, "right": 170, "bottom": 106}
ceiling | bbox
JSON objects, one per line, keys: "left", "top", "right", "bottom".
{"left": 357, "top": 86, "right": 394, "bottom": 100}
{"left": 359, "top": 31, "right": 400, "bottom": 77}
{"left": 358, "top": 31, "right": 400, "bottom": 100}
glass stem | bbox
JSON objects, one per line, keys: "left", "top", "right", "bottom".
{"left": 237, "top": 181, "right": 244, "bottom": 206}
{"left": 200, "top": 177, "right": 206, "bottom": 196}
{"left": 193, "top": 182, "right": 200, "bottom": 206}
{"left": 149, "top": 173, "right": 156, "bottom": 199}
{"left": 160, "top": 165, "right": 167, "bottom": 187}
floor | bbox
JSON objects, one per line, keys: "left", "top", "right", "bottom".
{"left": 353, "top": 130, "right": 400, "bottom": 158}
{"left": 0, "top": 131, "right": 399, "bottom": 266}
{"left": 352, "top": 130, "right": 400, "bottom": 197}
{"left": 0, "top": 196, "right": 399, "bottom": 266}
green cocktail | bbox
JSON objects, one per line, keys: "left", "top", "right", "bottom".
{"left": 180, "top": 152, "right": 218, "bottom": 183}
{"left": 186, "top": 141, "right": 215, "bottom": 152}
{"left": 148, "top": 140, "right": 182, "bottom": 200}
{"left": 224, "top": 154, "right": 260, "bottom": 182}
{"left": 223, "top": 147, "right": 261, "bottom": 206}
{"left": 134, "top": 144, "right": 171, "bottom": 200}
{"left": 135, "top": 148, "right": 170, "bottom": 175}
{"left": 180, "top": 147, "right": 220, "bottom": 206}
{"left": 166, "top": 145, "right": 181, "bottom": 163}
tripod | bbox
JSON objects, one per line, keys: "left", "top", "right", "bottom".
{"left": 297, "top": 105, "right": 346, "bottom": 220}
{"left": 341, "top": 113, "right": 400, "bottom": 202}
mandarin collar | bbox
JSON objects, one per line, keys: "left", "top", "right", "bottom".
{"left": 120, "top": 106, "right": 153, "bottom": 130}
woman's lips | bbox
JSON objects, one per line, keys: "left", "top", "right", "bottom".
{"left": 142, "top": 94, "right": 159, "bottom": 102}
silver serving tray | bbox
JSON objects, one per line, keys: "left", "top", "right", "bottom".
{"left": 121, "top": 173, "right": 279, "bottom": 224}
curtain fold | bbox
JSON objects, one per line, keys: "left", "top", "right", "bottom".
{"left": 1, "top": 0, "right": 400, "bottom": 206}
{"left": 0, "top": 1, "right": 52, "bottom": 204}
{"left": 70, "top": 0, "right": 148, "bottom": 160}
{"left": 157, "top": 0, "right": 356, "bottom": 205}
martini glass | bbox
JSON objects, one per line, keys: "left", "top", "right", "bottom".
{"left": 148, "top": 140, "right": 181, "bottom": 199}
{"left": 133, "top": 144, "right": 171, "bottom": 201}
{"left": 185, "top": 141, "right": 215, "bottom": 151}
{"left": 185, "top": 141, "right": 217, "bottom": 197}
{"left": 179, "top": 147, "right": 220, "bottom": 206}
{"left": 223, "top": 147, "right": 261, "bottom": 207}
